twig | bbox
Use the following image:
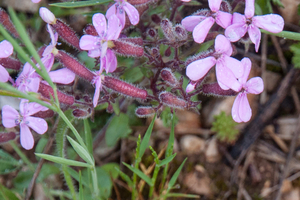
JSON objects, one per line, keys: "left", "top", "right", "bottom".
{"left": 260, "top": 34, "right": 268, "bottom": 104}
{"left": 274, "top": 115, "right": 300, "bottom": 200}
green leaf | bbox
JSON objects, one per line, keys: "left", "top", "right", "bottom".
{"left": 123, "top": 162, "right": 153, "bottom": 186}
{"left": 0, "top": 183, "right": 19, "bottom": 200}
{"left": 157, "top": 153, "right": 176, "bottom": 167}
{"left": 66, "top": 167, "right": 89, "bottom": 188}
{"left": 0, "top": 149, "right": 21, "bottom": 175}
{"left": 290, "top": 43, "right": 300, "bottom": 68}
{"left": 168, "top": 158, "right": 187, "bottom": 190}
{"left": 165, "top": 193, "right": 199, "bottom": 198}
{"left": 272, "top": 0, "right": 284, "bottom": 8}
{"left": 67, "top": 136, "right": 94, "bottom": 165}
{"left": 101, "top": 163, "right": 120, "bottom": 180}
{"left": 35, "top": 153, "right": 92, "bottom": 168}
{"left": 114, "top": 167, "right": 133, "bottom": 187}
{"left": 83, "top": 119, "right": 93, "bottom": 156}
{"left": 50, "top": 0, "right": 112, "bottom": 8}
{"left": 79, "top": 171, "right": 84, "bottom": 200}
{"left": 166, "top": 116, "right": 175, "bottom": 158}
{"left": 105, "top": 113, "right": 132, "bottom": 147}
{"left": 138, "top": 114, "right": 156, "bottom": 159}
{"left": 122, "top": 67, "right": 144, "bottom": 83}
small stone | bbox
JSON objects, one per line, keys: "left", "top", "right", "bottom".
{"left": 180, "top": 135, "right": 205, "bottom": 154}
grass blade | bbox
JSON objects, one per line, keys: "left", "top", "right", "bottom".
{"left": 123, "top": 163, "right": 153, "bottom": 186}
{"left": 50, "top": 0, "right": 112, "bottom": 8}
{"left": 138, "top": 114, "right": 156, "bottom": 159}
{"left": 67, "top": 136, "right": 94, "bottom": 165}
{"left": 168, "top": 158, "right": 187, "bottom": 190}
{"left": 83, "top": 119, "right": 93, "bottom": 156}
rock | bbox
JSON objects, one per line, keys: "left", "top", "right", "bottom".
{"left": 283, "top": 189, "right": 300, "bottom": 200}
{"left": 279, "top": 0, "right": 300, "bottom": 25}
{"left": 205, "top": 137, "right": 220, "bottom": 163}
{"left": 180, "top": 135, "right": 205, "bottom": 154}
{"left": 276, "top": 116, "right": 298, "bottom": 140}
{"left": 265, "top": 71, "right": 282, "bottom": 92}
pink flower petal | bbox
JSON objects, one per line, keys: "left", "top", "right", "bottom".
{"left": 49, "top": 68, "right": 75, "bottom": 84}
{"left": 248, "top": 25, "right": 261, "bottom": 52}
{"left": 124, "top": 2, "right": 140, "bottom": 25}
{"left": 47, "top": 24, "right": 57, "bottom": 46}
{"left": 32, "top": 0, "right": 41, "bottom": 3}
{"left": 0, "top": 40, "right": 13, "bottom": 58}
{"left": 106, "top": 4, "right": 117, "bottom": 21}
{"left": 232, "top": 12, "right": 246, "bottom": 24}
{"left": 181, "top": 16, "right": 206, "bottom": 32}
{"left": 93, "top": 77, "right": 102, "bottom": 107}
{"left": 101, "top": 41, "right": 108, "bottom": 58}
{"left": 225, "top": 23, "right": 247, "bottom": 42}
{"left": 222, "top": 55, "right": 243, "bottom": 78}
{"left": 186, "top": 56, "right": 216, "bottom": 81}
{"left": 41, "top": 54, "right": 54, "bottom": 72}
{"left": 26, "top": 102, "right": 48, "bottom": 116}
{"left": 245, "top": 0, "right": 255, "bottom": 18}
{"left": 106, "top": 15, "right": 122, "bottom": 41}
{"left": 216, "top": 63, "right": 242, "bottom": 91}
{"left": 92, "top": 13, "right": 107, "bottom": 37}
{"left": 19, "top": 99, "right": 28, "bottom": 116}
{"left": 39, "top": 7, "right": 56, "bottom": 24}
{"left": 0, "top": 64, "right": 9, "bottom": 82}
{"left": 208, "top": 0, "right": 222, "bottom": 12}
{"left": 20, "top": 124, "right": 34, "bottom": 150}
{"left": 238, "top": 92, "right": 252, "bottom": 122}
{"left": 104, "top": 49, "right": 117, "bottom": 73}
{"left": 117, "top": 10, "right": 126, "bottom": 28}
{"left": 79, "top": 35, "right": 100, "bottom": 51}
{"left": 215, "top": 11, "right": 232, "bottom": 29}
{"left": 252, "top": 14, "right": 284, "bottom": 33}
{"left": 186, "top": 82, "right": 196, "bottom": 93}
{"left": 26, "top": 77, "right": 41, "bottom": 93}
{"left": 192, "top": 17, "right": 215, "bottom": 43}
{"left": 215, "top": 34, "right": 232, "bottom": 56}
{"left": 26, "top": 116, "right": 48, "bottom": 135}
{"left": 231, "top": 93, "right": 243, "bottom": 123}
{"left": 88, "top": 49, "right": 101, "bottom": 58}
{"left": 246, "top": 77, "right": 264, "bottom": 94}
{"left": 2, "top": 105, "right": 19, "bottom": 128}
{"left": 239, "top": 57, "right": 252, "bottom": 84}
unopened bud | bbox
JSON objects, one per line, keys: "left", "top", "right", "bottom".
{"left": 51, "top": 19, "right": 80, "bottom": 50}
{"left": 113, "top": 40, "right": 144, "bottom": 57}
{"left": 106, "top": 104, "right": 114, "bottom": 113}
{"left": 0, "top": 57, "right": 21, "bottom": 70}
{"left": 83, "top": 24, "right": 98, "bottom": 36}
{"left": 160, "top": 68, "right": 178, "bottom": 86}
{"left": 161, "top": 19, "right": 175, "bottom": 42}
{"left": 220, "top": 1, "right": 232, "bottom": 13}
{"left": 147, "top": 28, "right": 157, "bottom": 39}
{"left": 173, "top": 24, "right": 187, "bottom": 41}
{"left": 194, "top": 9, "right": 210, "bottom": 17}
{"left": 186, "top": 82, "right": 196, "bottom": 93}
{"left": 202, "top": 83, "right": 237, "bottom": 96}
{"left": 55, "top": 50, "right": 94, "bottom": 82}
{"left": 128, "top": 0, "right": 152, "bottom": 5}
{"left": 185, "top": 50, "right": 213, "bottom": 66}
{"left": 38, "top": 82, "right": 75, "bottom": 105}
{"left": 118, "top": 37, "right": 143, "bottom": 46}
{"left": 103, "top": 76, "right": 148, "bottom": 100}
{"left": 72, "top": 108, "right": 91, "bottom": 119}
{"left": 33, "top": 110, "right": 55, "bottom": 119}
{"left": 39, "top": 7, "right": 56, "bottom": 24}
{"left": 159, "top": 91, "right": 187, "bottom": 109}
{"left": 135, "top": 106, "right": 156, "bottom": 118}
{"left": 0, "top": 132, "right": 16, "bottom": 144}
{"left": 0, "top": 8, "right": 19, "bottom": 38}
{"left": 164, "top": 47, "right": 171, "bottom": 57}
{"left": 151, "top": 14, "right": 161, "bottom": 24}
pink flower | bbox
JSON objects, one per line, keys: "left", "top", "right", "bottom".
{"left": 225, "top": 0, "right": 284, "bottom": 52}
{"left": 39, "top": 7, "right": 56, "bottom": 24}
{"left": 80, "top": 13, "right": 121, "bottom": 73}
{"left": 0, "top": 40, "right": 14, "bottom": 83}
{"left": 15, "top": 62, "right": 40, "bottom": 93}
{"left": 231, "top": 57, "right": 264, "bottom": 122}
{"left": 186, "top": 34, "right": 243, "bottom": 91}
{"left": 181, "top": 0, "right": 232, "bottom": 43}
{"left": 106, "top": 0, "right": 139, "bottom": 28}
{"left": 2, "top": 100, "right": 48, "bottom": 150}
{"left": 32, "top": 0, "right": 41, "bottom": 3}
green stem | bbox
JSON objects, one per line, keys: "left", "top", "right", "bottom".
{"left": 90, "top": 167, "right": 100, "bottom": 198}
{"left": 9, "top": 141, "right": 34, "bottom": 171}
{"left": 149, "top": 165, "right": 160, "bottom": 198}
{"left": 261, "top": 30, "right": 300, "bottom": 41}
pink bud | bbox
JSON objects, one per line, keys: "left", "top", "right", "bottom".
{"left": 185, "top": 50, "right": 213, "bottom": 66}
{"left": 161, "top": 19, "right": 175, "bottom": 42}
{"left": 39, "top": 7, "right": 56, "bottom": 24}
{"left": 38, "top": 82, "right": 75, "bottom": 105}
{"left": 83, "top": 24, "right": 98, "bottom": 36}
{"left": 164, "top": 47, "right": 171, "bottom": 57}
{"left": 186, "top": 82, "right": 196, "bottom": 93}
{"left": 106, "top": 104, "right": 114, "bottom": 113}
{"left": 219, "top": 1, "right": 232, "bottom": 12}
{"left": 128, "top": 0, "right": 153, "bottom": 5}
{"left": 151, "top": 14, "right": 161, "bottom": 24}
{"left": 202, "top": 83, "right": 237, "bottom": 96}
{"left": 159, "top": 91, "right": 187, "bottom": 109}
{"left": 0, "top": 8, "right": 19, "bottom": 38}
{"left": 51, "top": 19, "right": 80, "bottom": 50}
{"left": 113, "top": 40, "right": 144, "bottom": 57}
{"left": 0, "top": 57, "right": 21, "bottom": 70}
{"left": 160, "top": 68, "right": 178, "bottom": 86}
{"left": 147, "top": 28, "right": 157, "bottom": 38}
{"left": 118, "top": 37, "right": 143, "bottom": 46}
{"left": 173, "top": 24, "right": 187, "bottom": 41}
{"left": 103, "top": 76, "right": 148, "bottom": 100}
{"left": 135, "top": 106, "right": 156, "bottom": 118}
{"left": 32, "top": 110, "right": 55, "bottom": 119}
{"left": 55, "top": 50, "right": 94, "bottom": 82}
{"left": 72, "top": 109, "right": 91, "bottom": 119}
{"left": 0, "top": 132, "right": 16, "bottom": 144}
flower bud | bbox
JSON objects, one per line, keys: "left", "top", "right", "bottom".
{"left": 135, "top": 106, "right": 156, "bottom": 118}
{"left": 55, "top": 50, "right": 94, "bottom": 82}
{"left": 118, "top": 37, "right": 143, "bottom": 46}
{"left": 83, "top": 24, "right": 98, "bottom": 36}
{"left": 186, "top": 82, "right": 196, "bottom": 93}
{"left": 185, "top": 50, "right": 213, "bottom": 66}
{"left": 161, "top": 19, "right": 176, "bottom": 42}
{"left": 151, "top": 14, "right": 161, "bottom": 24}
{"left": 128, "top": 0, "right": 152, "bottom": 5}
{"left": 51, "top": 19, "right": 80, "bottom": 50}
{"left": 38, "top": 82, "right": 75, "bottom": 105}
{"left": 103, "top": 76, "right": 148, "bottom": 100}
{"left": 202, "top": 83, "right": 237, "bottom": 96}
{"left": 160, "top": 68, "right": 178, "bottom": 86}
{"left": 113, "top": 40, "right": 144, "bottom": 57}
{"left": 0, "top": 132, "right": 16, "bottom": 144}
{"left": 194, "top": 9, "right": 210, "bottom": 17}
{"left": 159, "top": 91, "right": 187, "bottom": 109}
{"left": 147, "top": 28, "right": 157, "bottom": 39}
{"left": 33, "top": 110, "right": 55, "bottom": 119}
{"left": 39, "top": 7, "right": 56, "bottom": 24}
{"left": 0, "top": 57, "right": 21, "bottom": 70}
{"left": 0, "top": 8, "right": 19, "bottom": 38}
{"left": 173, "top": 24, "right": 187, "bottom": 41}
{"left": 164, "top": 47, "right": 171, "bottom": 57}
{"left": 106, "top": 104, "right": 114, "bottom": 113}
{"left": 220, "top": 1, "right": 232, "bottom": 13}
{"left": 72, "top": 108, "right": 91, "bottom": 119}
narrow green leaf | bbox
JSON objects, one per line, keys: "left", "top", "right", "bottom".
{"left": 83, "top": 119, "right": 93, "bottom": 156}
{"left": 139, "top": 114, "right": 156, "bottom": 159}
{"left": 50, "top": 0, "right": 112, "bottom": 8}
{"left": 166, "top": 116, "right": 175, "bottom": 158}
{"left": 123, "top": 163, "right": 153, "bottom": 186}
{"left": 157, "top": 153, "right": 176, "bottom": 167}
{"left": 62, "top": 165, "right": 77, "bottom": 200}
{"left": 66, "top": 166, "right": 89, "bottom": 188}
{"left": 0, "top": 90, "right": 24, "bottom": 98}
{"left": 35, "top": 153, "right": 92, "bottom": 168}
{"left": 165, "top": 193, "right": 199, "bottom": 198}
{"left": 168, "top": 158, "right": 187, "bottom": 190}
{"left": 79, "top": 171, "right": 83, "bottom": 200}
{"left": 114, "top": 167, "right": 133, "bottom": 187}
{"left": 67, "top": 136, "right": 94, "bottom": 165}
{"left": 0, "top": 183, "right": 19, "bottom": 200}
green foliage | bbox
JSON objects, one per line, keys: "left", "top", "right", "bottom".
{"left": 160, "top": 107, "right": 178, "bottom": 127}
{"left": 211, "top": 111, "right": 239, "bottom": 143}
{"left": 50, "top": 0, "right": 113, "bottom": 8}
{"left": 0, "top": 149, "right": 21, "bottom": 175}
{"left": 290, "top": 43, "right": 300, "bottom": 68}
